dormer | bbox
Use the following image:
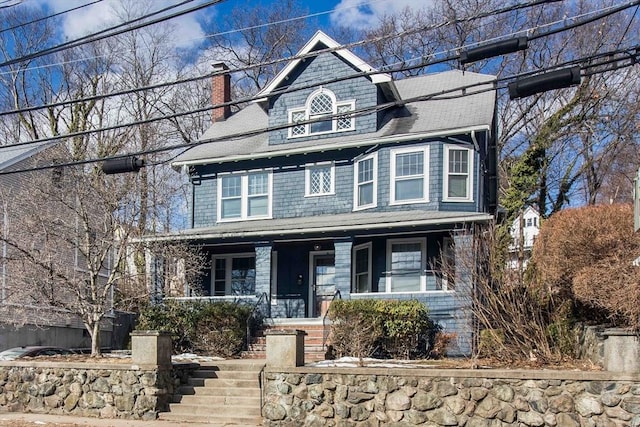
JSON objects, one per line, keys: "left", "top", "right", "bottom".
{"left": 255, "top": 31, "right": 400, "bottom": 146}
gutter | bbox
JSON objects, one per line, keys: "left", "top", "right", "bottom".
{"left": 172, "top": 125, "right": 491, "bottom": 168}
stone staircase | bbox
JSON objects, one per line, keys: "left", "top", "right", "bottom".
{"left": 244, "top": 318, "right": 329, "bottom": 361}
{"left": 159, "top": 360, "right": 264, "bottom": 426}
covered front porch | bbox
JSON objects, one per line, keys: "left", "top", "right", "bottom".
{"left": 145, "top": 210, "right": 490, "bottom": 355}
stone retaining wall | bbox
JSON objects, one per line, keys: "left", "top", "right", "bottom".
{"left": 0, "top": 361, "right": 196, "bottom": 420}
{"left": 263, "top": 367, "right": 640, "bottom": 426}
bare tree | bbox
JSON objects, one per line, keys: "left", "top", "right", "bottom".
{"left": 0, "top": 1, "right": 210, "bottom": 354}
{"left": 201, "top": 0, "right": 313, "bottom": 100}
{"left": 0, "top": 158, "right": 140, "bottom": 356}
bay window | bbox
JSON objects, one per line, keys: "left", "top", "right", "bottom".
{"left": 391, "top": 147, "right": 429, "bottom": 204}
{"left": 444, "top": 145, "right": 473, "bottom": 202}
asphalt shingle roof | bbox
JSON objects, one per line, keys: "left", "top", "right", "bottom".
{"left": 0, "top": 141, "right": 57, "bottom": 171}
{"left": 141, "top": 210, "right": 493, "bottom": 242}
{"left": 173, "top": 70, "right": 496, "bottom": 166}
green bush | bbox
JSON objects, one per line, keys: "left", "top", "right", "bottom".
{"left": 329, "top": 299, "right": 437, "bottom": 360}
{"left": 137, "top": 300, "right": 254, "bottom": 357}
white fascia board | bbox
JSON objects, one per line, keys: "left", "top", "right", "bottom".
{"left": 172, "top": 125, "right": 491, "bottom": 168}
{"left": 134, "top": 213, "right": 493, "bottom": 243}
{"left": 256, "top": 30, "right": 390, "bottom": 99}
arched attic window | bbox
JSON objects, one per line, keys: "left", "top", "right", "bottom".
{"left": 288, "top": 88, "right": 354, "bottom": 138}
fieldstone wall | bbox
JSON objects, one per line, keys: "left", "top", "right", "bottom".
{"left": 0, "top": 361, "right": 196, "bottom": 420}
{"left": 263, "top": 367, "right": 640, "bottom": 426}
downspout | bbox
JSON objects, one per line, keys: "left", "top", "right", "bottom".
{"left": 471, "top": 130, "right": 481, "bottom": 211}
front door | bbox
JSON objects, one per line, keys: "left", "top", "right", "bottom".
{"left": 309, "top": 251, "right": 335, "bottom": 317}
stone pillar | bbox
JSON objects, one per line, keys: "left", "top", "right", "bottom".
{"left": 333, "top": 238, "right": 353, "bottom": 299}
{"left": 266, "top": 329, "right": 306, "bottom": 367}
{"left": 131, "top": 330, "right": 172, "bottom": 368}
{"left": 603, "top": 328, "right": 640, "bottom": 372}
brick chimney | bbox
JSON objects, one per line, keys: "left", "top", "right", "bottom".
{"left": 211, "top": 62, "right": 231, "bottom": 123}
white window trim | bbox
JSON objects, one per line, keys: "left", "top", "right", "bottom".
{"left": 211, "top": 252, "right": 255, "bottom": 295}
{"left": 352, "top": 242, "right": 372, "bottom": 293}
{"left": 390, "top": 146, "right": 429, "bottom": 205}
{"left": 443, "top": 144, "right": 474, "bottom": 202}
{"left": 217, "top": 170, "right": 273, "bottom": 222}
{"left": 336, "top": 100, "right": 356, "bottom": 132}
{"left": 353, "top": 152, "right": 378, "bottom": 211}
{"left": 385, "top": 237, "right": 427, "bottom": 293}
{"left": 287, "top": 88, "right": 355, "bottom": 139}
{"left": 304, "top": 162, "right": 335, "bottom": 197}
{"left": 288, "top": 108, "right": 306, "bottom": 138}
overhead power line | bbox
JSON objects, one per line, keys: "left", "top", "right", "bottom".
{"left": 2, "top": 0, "right": 632, "bottom": 119}
{"left": 0, "top": 3, "right": 637, "bottom": 155}
{"left": 0, "top": 0, "right": 104, "bottom": 35}
{"left": 1, "top": 41, "right": 638, "bottom": 178}
{"left": 0, "top": 0, "right": 224, "bottom": 68}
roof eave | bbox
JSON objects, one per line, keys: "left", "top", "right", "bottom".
{"left": 172, "top": 125, "right": 491, "bottom": 168}
{"left": 135, "top": 212, "right": 494, "bottom": 243}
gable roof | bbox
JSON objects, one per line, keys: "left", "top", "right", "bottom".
{"left": 173, "top": 68, "right": 496, "bottom": 167}
{"left": 0, "top": 141, "right": 59, "bottom": 171}
{"left": 255, "top": 30, "right": 395, "bottom": 102}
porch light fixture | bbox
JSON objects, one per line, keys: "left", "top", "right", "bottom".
{"left": 508, "top": 66, "right": 581, "bottom": 99}
{"left": 314, "top": 244, "right": 322, "bottom": 251}
{"left": 459, "top": 37, "right": 528, "bottom": 65}
{"left": 102, "top": 156, "right": 145, "bottom": 174}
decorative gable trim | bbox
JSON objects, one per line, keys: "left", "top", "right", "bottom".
{"left": 255, "top": 30, "right": 398, "bottom": 102}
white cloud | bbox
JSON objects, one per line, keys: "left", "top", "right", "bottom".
{"left": 329, "top": 0, "right": 428, "bottom": 30}
{"left": 38, "top": 0, "right": 206, "bottom": 50}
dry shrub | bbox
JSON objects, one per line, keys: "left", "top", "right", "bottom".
{"left": 531, "top": 203, "right": 640, "bottom": 329}
{"left": 450, "top": 222, "right": 565, "bottom": 362}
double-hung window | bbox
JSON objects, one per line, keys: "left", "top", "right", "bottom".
{"left": 352, "top": 243, "right": 372, "bottom": 293}
{"left": 218, "top": 171, "right": 272, "bottom": 221}
{"left": 444, "top": 145, "right": 473, "bottom": 202}
{"left": 385, "top": 238, "right": 426, "bottom": 292}
{"left": 305, "top": 163, "right": 334, "bottom": 196}
{"left": 212, "top": 254, "right": 256, "bottom": 296}
{"left": 288, "top": 89, "right": 355, "bottom": 138}
{"left": 353, "top": 153, "right": 377, "bottom": 210}
{"left": 391, "top": 147, "right": 429, "bottom": 204}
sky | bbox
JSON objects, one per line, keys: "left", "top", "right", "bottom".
{"left": 33, "top": 0, "right": 424, "bottom": 50}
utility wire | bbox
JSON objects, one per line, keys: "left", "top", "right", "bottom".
{"left": 0, "top": 0, "right": 390, "bottom": 77}
{"left": 1, "top": 0, "right": 629, "bottom": 119}
{"left": 0, "top": 0, "right": 223, "bottom": 68}
{"left": 1, "top": 15, "right": 637, "bottom": 155}
{"left": 1, "top": 42, "right": 638, "bottom": 177}
{"left": 0, "top": 0, "right": 104, "bottom": 35}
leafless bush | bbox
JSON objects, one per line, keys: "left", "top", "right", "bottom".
{"left": 444, "top": 222, "right": 563, "bottom": 362}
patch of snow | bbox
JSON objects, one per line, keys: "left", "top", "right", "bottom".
{"left": 308, "top": 357, "right": 437, "bottom": 368}
{"left": 172, "top": 353, "right": 225, "bottom": 363}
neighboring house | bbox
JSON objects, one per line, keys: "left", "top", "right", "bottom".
{"left": 148, "top": 31, "right": 498, "bottom": 355}
{"left": 0, "top": 142, "right": 114, "bottom": 350}
{"left": 508, "top": 206, "right": 541, "bottom": 270}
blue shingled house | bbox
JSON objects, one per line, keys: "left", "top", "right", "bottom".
{"left": 155, "top": 31, "right": 497, "bottom": 356}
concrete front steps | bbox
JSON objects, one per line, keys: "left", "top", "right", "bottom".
{"left": 243, "top": 318, "right": 329, "bottom": 362}
{"left": 158, "top": 360, "right": 264, "bottom": 426}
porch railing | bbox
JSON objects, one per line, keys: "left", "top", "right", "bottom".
{"left": 322, "top": 289, "right": 342, "bottom": 352}
{"left": 246, "top": 292, "right": 270, "bottom": 351}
